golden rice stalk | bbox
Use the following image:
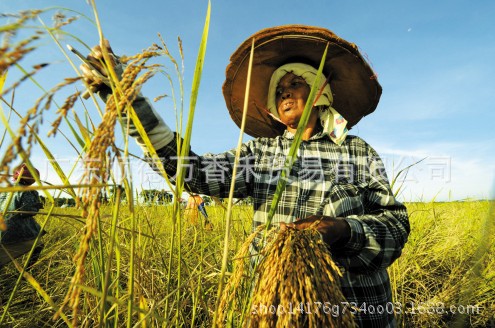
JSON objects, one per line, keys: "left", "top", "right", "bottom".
{"left": 55, "top": 46, "right": 163, "bottom": 326}
{"left": 0, "top": 11, "right": 41, "bottom": 74}
{"left": 216, "top": 225, "right": 272, "bottom": 323}
{"left": 0, "top": 77, "right": 80, "bottom": 185}
{"left": 218, "top": 226, "right": 356, "bottom": 328}
{"left": 0, "top": 8, "right": 80, "bottom": 183}
{"left": 52, "top": 11, "right": 79, "bottom": 29}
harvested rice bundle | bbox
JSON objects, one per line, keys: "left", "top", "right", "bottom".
{"left": 218, "top": 225, "right": 356, "bottom": 328}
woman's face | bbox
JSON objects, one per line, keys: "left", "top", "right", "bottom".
{"left": 275, "top": 72, "right": 311, "bottom": 129}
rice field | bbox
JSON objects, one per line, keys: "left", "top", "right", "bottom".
{"left": 0, "top": 201, "right": 493, "bottom": 327}
{"left": 1, "top": 4, "right": 494, "bottom": 328}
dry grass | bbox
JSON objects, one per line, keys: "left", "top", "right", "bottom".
{"left": 391, "top": 201, "right": 495, "bottom": 327}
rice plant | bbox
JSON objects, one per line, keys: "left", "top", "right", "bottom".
{"left": 0, "top": 3, "right": 493, "bottom": 328}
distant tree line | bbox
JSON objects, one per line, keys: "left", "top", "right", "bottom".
{"left": 39, "top": 196, "right": 76, "bottom": 207}
{"left": 140, "top": 189, "right": 173, "bottom": 204}
{"left": 37, "top": 189, "right": 251, "bottom": 207}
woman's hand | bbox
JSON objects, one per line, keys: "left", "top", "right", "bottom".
{"left": 79, "top": 39, "right": 118, "bottom": 93}
{"left": 280, "top": 215, "right": 351, "bottom": 247}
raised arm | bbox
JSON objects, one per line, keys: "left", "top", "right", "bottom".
{"left": 79, "top": 42, "right": 254, "bottom": 199}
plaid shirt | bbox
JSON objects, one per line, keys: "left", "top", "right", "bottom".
{"left": 150, "top": 130, "right": 409, "bottom": 327}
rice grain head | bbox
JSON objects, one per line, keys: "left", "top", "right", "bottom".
{"left": 218, "top": 225, "right": 356, "bottom": 328}
{"left": 55, "top": 45, "right": 163, "bottom": 325}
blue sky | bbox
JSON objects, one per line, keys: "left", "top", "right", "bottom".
{"left": 1, "top": 0, "right": 494, "bottom": 201}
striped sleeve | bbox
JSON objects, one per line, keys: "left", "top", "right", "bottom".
{"left": 152, "top": 134, "right": 255, "bottom": 198}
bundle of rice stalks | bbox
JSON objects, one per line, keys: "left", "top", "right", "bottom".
{"left": 218, "top": 225, "right": 356, "bottom": 328}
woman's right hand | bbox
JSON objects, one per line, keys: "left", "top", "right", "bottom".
{"left": 79, "top": 39, "right": 118, "bottom": 93}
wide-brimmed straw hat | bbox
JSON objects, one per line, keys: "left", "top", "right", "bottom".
{"left": 223, "top": 25, "right": 382, "bottom": 138}
{"left": 13, "top": 163, "right": 39, "bottom": 186}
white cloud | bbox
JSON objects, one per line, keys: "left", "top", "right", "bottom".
{"left": 374, "top": 141, "right": 495, "bottom": 201}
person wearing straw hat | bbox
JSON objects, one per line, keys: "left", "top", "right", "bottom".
{"left": 81, "top": 25, "right": 409, "bottom": 327}
{"left": 0, "top": 163, "right": 45, "bottom": 269}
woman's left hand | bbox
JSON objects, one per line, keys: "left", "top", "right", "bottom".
{"left": 280, "top": 215, "right": 351, "bottom": 247}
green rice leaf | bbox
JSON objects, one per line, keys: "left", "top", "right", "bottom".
{"left": 265, "top": 44, "right": 329, "bottom": 229}
{"left": 176, "top": 0, "right": 210, "bottom": 191}
{"left": 72, "top": 109, "right": 91, "bottom": 146}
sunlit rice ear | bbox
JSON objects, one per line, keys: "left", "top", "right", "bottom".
{"left": 218, "top": 226, "right": 356, "bottom": 327}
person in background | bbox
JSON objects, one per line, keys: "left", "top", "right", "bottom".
{"left": 0, "top": 163, "right": 45, "bottom": 269}
{"left": 80, "top": 25, "right": 410, "bottom": 327}
{"left": 184, "top": 194, "right": 212, "bottom": 229}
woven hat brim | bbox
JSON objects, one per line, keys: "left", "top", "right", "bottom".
{"left": 13, "top": 164, "right": 39, "bottom": 186}
{"left": 223, "top": 25, "right": 382, "bottom": 138}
